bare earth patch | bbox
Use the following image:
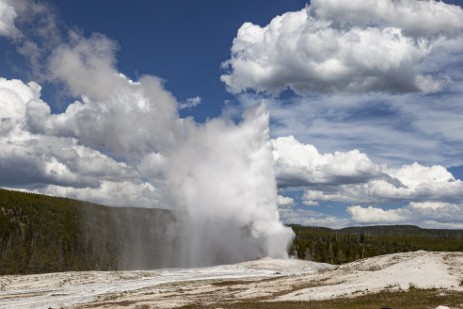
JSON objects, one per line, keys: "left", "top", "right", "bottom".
{"left": 0, "top": 251, "right": 462, "bottom": 309}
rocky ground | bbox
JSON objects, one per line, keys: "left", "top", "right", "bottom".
{"left": 0, "top": 251, "right": 462, "bottom": 308}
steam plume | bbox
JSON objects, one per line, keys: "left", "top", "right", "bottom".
{"left": 166, "top": 103, "right": 294, "bottom": 266}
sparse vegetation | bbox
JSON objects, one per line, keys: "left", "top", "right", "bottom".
{"left": 180, "top": 289, "right": 463, "bottom": 309}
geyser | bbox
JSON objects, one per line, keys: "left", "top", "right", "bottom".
{"left": 1, "top": 0, "right": 294, "bottom": 268}
{"left": 165, "top": 103, "right": 294, "bottom": 267}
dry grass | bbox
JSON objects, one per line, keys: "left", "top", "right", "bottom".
{"left": 177, "top": 288, "right": 463, "bottom": 309}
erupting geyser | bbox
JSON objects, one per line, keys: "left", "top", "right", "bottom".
{"left": 166, "top": 103, "right": 294, "bottom": 267}
{"left": 0, "top": 0, "right": 295, "bottom": 268}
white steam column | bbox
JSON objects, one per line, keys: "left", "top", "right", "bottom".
{"left": 165, "top": 103, "right": 294, "bottom": 267}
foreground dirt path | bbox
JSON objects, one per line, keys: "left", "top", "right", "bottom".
{"left": 0, "top": 251, "right": 462, "bottom": 309}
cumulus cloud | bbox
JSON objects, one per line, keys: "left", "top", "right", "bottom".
{"left": 0, "top": 6, "right": 173, "bottom": 202}
{"left": 0, "top": 76, "right": 162, "bottom": 207}
{"left": 222, "top": 0, "right": 463, "bottom": 95}
{"left": 0, "top": 133, "right": 132, "bottom": 189}
{"left": 0, "top": 77, "right": 39, "bottom": 127}
{"left": 279, "top": 201, "right": 463, "bottom": 229}
{"left": 277, "top": 195, "right": 295, "bottom": 208}
{"left": 309, "top": 0, "right": 463, "bottom": 38}
{"left": 0, "top": 12, "right": 181, "bottom": 207}
{"left": 17, "top": 32, "right": 179, "bottom": 161}
{"left": 272, "top": 135, "right": 382, "bottom": 188}
{"left": 279, "top": 200, "right": 463, "bottom": 229}
{"left": 348, "top": 201, "right": 463, "bottom": 228}
{"left": 31, "top": 75, "right": 179, "bottom": 161}
{"left": 269, "top": 135, "right": 463, "bottom": 228}
{"left": 303, "top": 162, "right": 463, "bottom": 204}
{"left": 272, "top": 136, "right": 463, "bottom": 229}
{"left": 347, "top": 205, "right": 409, "bottom": 224}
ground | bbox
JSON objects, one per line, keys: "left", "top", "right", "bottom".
{"left": 0, "top": 251, "right": 462, "bottom": 308}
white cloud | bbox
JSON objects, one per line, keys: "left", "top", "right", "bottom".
{"left": 309, "top": 0, "right": 463, "bottom": 38}
{"left": 386, "top": 162, "right": 455, "bottom": 189}
{"left": 279, "top": 207, "right": 349, "bottom": 229}
{"left": 264, "top": 83, "right": 463, "bottom": 167}
{"left": 277, "top": 195, "right": 295, "bottom": 208}
{"left": 0, "top": 77, "right": 41, "bottom": 130}
{"left": 17, "top": 33, "right": 180, "bottom": 161}
{"left": 49, "top": 32, "right": 121, "bottom": 101}
{"left": 347, "top": 205, "right": 409, "bottom": 224}
{"left": 303, "top": 161, "right": 463, "bottom": 204}
{"left": 34, "top": 75, "right": 179, "bottom": 161}
{"left": 45, "top": 180, "right": 162, "bottom": 208}
{"left": 0, "top": 130, "right": 143, "bottom": 192}
{"left": 222, "top": 0, "right": 463, "bottom": 95}
{"left": 272, "top": 135, "right": 382, "bottom": 187}
{"left": 0, "top": 75, "right": 165, "bottom": 208}
{"left": 347, "top": 201, "right": 463, "bottom": 228}
{"left": 271, "top": 136, "right": 463, "bottom": 228}
{"left": 269, "top": 135, "right": 463, "bottom": 228}
{"left": 408, "top": 201, "right": 463, "bottom": 223}
{"left": 179, "top": 96, "right": 202, "bottom": 110}
{"left": 0, "top": 0, "right": 18, "bottom": 37}
{"left": 0, "top": 41, "right": 169, "bottom": 207}
{"left": 302, "top": 199, "right": 319, "bottom": 207}
{"left": 279, "top": 199, "right": 463, "bottom": 229}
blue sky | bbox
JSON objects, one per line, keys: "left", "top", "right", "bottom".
{"left": 1, "top": 0, "right": 463, "bottom": 229}
{"left": 42, "top": 0, "right": 307, "bottom": 121}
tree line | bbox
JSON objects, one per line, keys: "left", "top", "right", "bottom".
{"left": 0, "top": 188, "right": 173, "bottom": 275}
{"left": 290, "top": 224, "right": 463, "bottom": 264}
{"left": 1, "top": 188, "right": 462, "bottom": 274}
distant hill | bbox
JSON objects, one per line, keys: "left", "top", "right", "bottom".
{"left": 290, "top": 224, "right": 463, "bottom": 264}
{"left": 0, "top": 188, "right": 174, "bottom": 275}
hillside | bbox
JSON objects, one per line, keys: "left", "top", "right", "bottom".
{"left": 0, "top": 188, "right": 174, "bottom": 275}
{"left": 1, "top": 188, "right": 463, "bottom": 275}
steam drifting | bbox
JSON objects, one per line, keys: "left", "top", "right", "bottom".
{"left": 166, "top": 104, "right": 293, "bottom": 266}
